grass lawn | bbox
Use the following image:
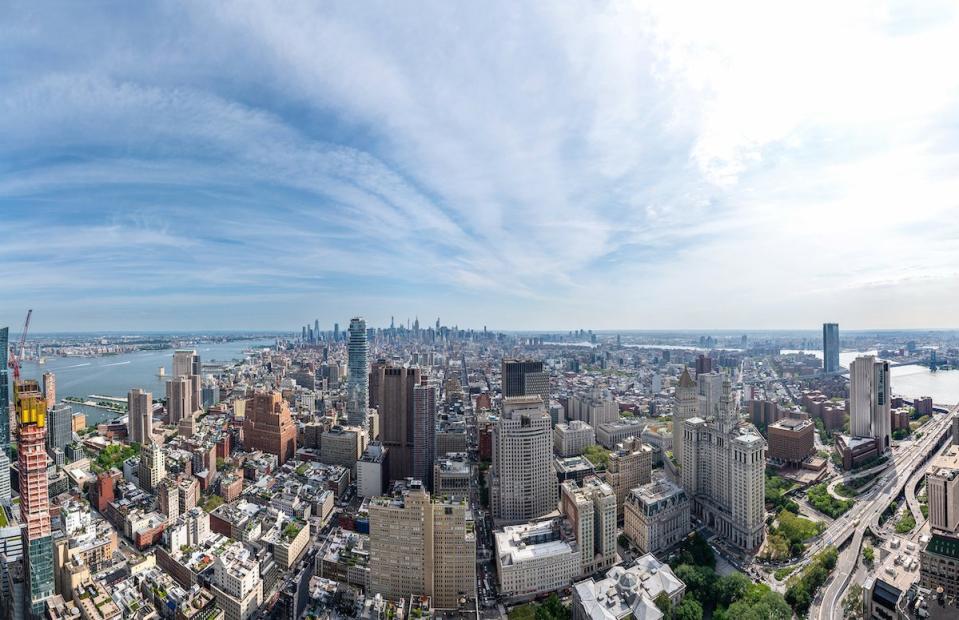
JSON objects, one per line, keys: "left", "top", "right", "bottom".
{"left": 508, "top": 605, "right": 536, "bottom": 620}
{"left": 896, "top": 512, "right": 916, "bottom": 534}
{"left": 774, "top": 566, "right": 796, "bottom": 581}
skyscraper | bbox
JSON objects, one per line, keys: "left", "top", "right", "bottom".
{"left": 823, "top": 323, "right": 840, "bottom": 373}
{"left": 672, "top": 368, "right": 697, "bottom": 467}
{"left": 138, "top": 441, "right": 166, "bottom": 493}
{"left": 489, "top": 396, "right": 556, "bottom": 525}
{"left": 41, "top": 372, "right": 55, "bottom": 410}
{"left": 172, "top": 349, "right": 200, "bottom": 379}
{"left": 0, "top": 327, "right": 10, "bottom": 449}
{"left": 15, "top": 379, "right": 54, "bottom": 618}
{"left": 501, "top": 359, "right": 548, "bottom": 404}
{"left": 346, "top": 317, "right": 369, "bottom": 428}
{"left": 128, "top": 388, "right": 152, "bottom": 445}
{"left": 412, "top": 382, "right": 437, "bottom": 489}
{"left": 166, "top": 376, "right": 192, "bottom": 426}
{"left": 45, "top": 403, "right": 73, "bottom": 456}
{"left": 243, "top": 392, "right": 297, "bottom": 465}
{"left": 849, "top": 355, "right": 891, "bottom": 453}
{"left": 681, "top": 375, "right": 766, "bottom": 550}
{"left": 379, "top": 365, "right": 421, "bottom": 482}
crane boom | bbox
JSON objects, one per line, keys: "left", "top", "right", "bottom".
{"left": 10, "top": 308, "right": 32, "bottom": 382}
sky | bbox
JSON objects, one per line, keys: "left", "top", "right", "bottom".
{"left": 2, "top": 1, "right": 959, "bottom": 332}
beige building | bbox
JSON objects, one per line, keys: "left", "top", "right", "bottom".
{"left": 211, "top": 544, "right": 263, "bottom": 620}
{"left": 166, "top": 376, "right": 193, "bottom": 425}
{"left": 73, "top": 580, "right": 121, "bottom": 620}
{"left": 127, "top": 388, "right": 152, "bottom": 445}
{"left": 495, "top": 519, "right": 580, "bottom": 602}
{"left": 624, "top": 476, "right": 691, "bottom": 555}
{"left": 560, "top": 477, "right": 617, "bottom": 576}
{"left": 566, "top": 390, "right": 619, "bottom": 428}
{"left": 138, "top": 441, "right": 166, "bottom": 493}
{"left": 927, "top": 445, "right": 959, "bottom": 533}
{"left": 320, "top": 425, "right": 366, "bottom": 469}
{"left": 434, "top": 453, "right": 471, "bottom": 497}
{"left": 672, "top": 368, "right": 698, "bottom": 466}
{"left": 603, "top": 437, "right": 652, "bottom": 519}
{"left": 368, "top": 480, "right": 475, "bottom": 609}
{"left": 681, "top": 376, "right": 766, "bottom": 550}
{"left": 490, "top": 396, "right": 556, "bottom": 525}
{"left": 554, "top": 420, "right": 596, "bottom": 457}
{"left": 273, "top": 519, "right": 310, "bottom": 569}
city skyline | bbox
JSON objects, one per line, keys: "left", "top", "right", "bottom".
{"left": 3, "top": 3, "right": 959, "bottom": 331}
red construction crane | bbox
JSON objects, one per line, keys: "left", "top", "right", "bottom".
{"left": 9, "top": 308, "right": 32, "bottom": 382}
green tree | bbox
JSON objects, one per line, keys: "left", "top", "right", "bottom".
{"left": 674, "top": 565, "right": 718, "bottom": 607}
{"left": 863, "top": 545, "right": 874, "bottom": 565}
{"left": 673, "top": 597, "right": 704, "bottom": 620}
{"left": 715, "top": 572, "right": 751, "bottom": 607}
{"left": 654, "top": 592, "right": 672, "bottom": 618}
{"left": 842, "top": 583, "right": 864, "bottom": 619}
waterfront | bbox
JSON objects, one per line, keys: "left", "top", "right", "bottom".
{"left": 16, "top": 338, "right": 274, "bottom": 399}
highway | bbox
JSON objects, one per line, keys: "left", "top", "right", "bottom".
{"left": 812, "top": 405, "right": 957, "bottom": 620}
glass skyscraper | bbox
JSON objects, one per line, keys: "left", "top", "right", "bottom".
{"left": 0, "top": 327, "right": 10, "bottom": 502}
{"left": 823, "top": 323, "right": 840, "bottom": 373}
{"left": 346, "top": 317, "right": 369, "bottom": 428}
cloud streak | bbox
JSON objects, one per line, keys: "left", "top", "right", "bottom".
{"left": 1, "top": 1, "right": 958, "bottom": 330}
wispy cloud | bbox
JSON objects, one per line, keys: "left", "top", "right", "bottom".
{"left": 1, "top": 1, "right": 958, "bottom": 330}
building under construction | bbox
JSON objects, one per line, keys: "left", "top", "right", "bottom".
{"left": 15, "top": 380, "right": 54, "bottom": 618}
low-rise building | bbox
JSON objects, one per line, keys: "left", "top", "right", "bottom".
{"left": 554, "top": 421, "right": 596, "bottom": 458}
{"left": 495, "top": 519, "right": 581, "bottom": 603}
{"left": 624, "top": 476, "right": 691, "bottom": 555}
{"left": 571, "top": 554, "right": 686, "bottom": 620}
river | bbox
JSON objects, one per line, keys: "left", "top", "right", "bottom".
{"left": 14, "top": 339, "right": 275, "bottom": 426}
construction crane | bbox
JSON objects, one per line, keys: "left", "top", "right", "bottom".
{"left": 9, "top": 308, "right": 32, "bottom": 382}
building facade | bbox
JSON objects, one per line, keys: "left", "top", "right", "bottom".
{"left": 823, "top": 323, "right": 840, "bottom": 373}
{"left": 501, "top": 359, "right": 548, "bottom": 403}
{"left": 624, "top": 476, "right": 691, "bottom": 555}
{"left": 490, "top": 396, "right": 556, "bottom": 525}
{"left": 603, "top": 437, "right": 652, "bottom": 520}
{"left": 346, "top": 317, "right": 369, "bottom": 429}
{"left": 672, "top": 368, "right": 698, "bottom": 467}
{"left": 127, "top": 388, "right": 152, "bottom": 445}
{"left": 849, "top": 355, "right": 891, "bottom": 455}
{"left": 767, "top": 417, "right": 815, "bottom": 466}
{"left": 242, "top": 392, "right": 296, "bottom": 465}
{"left": 559, "top": 477, "right": 617, "bottom": 576}
{"left": 681, "top": 376, "right": 766, "bottom": 550}
{"left": 554, "top": 421, "right": 596, "bottom": 458}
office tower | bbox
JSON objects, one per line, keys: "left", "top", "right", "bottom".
{"left": 696, "top": 371, "right": 724, "bottom": 421}
{"left": 603, "top": 437, "right": 653, "bottom": 519}
{"left": 379, "top": 365, "right": 422, "bottom": 482}
{"left": 15, "top": 379, "right": 54, "bottom": 618}
{"left": 489, "top": 396, "right": 556, "bottom": 524}
{"left": 368, "top": 480, "right": 475, "bottom": 608}
{"left": 172, "top": 349, "right": 200, "bottom": 379}
{"left": 412, "top": 382, "right": 437, "bottom": 489}
{"left": 695, "top": 354, "right": 712, "bottom": 375}
{"left": 138, "top": 441, "right": 166, "bottom": 493}
{"left": 927, "top": 445, "right": 959, "bottom": 533}
{"left": 566, "top": 389, "right": 618, "bottom": 427}
{"left": 560, "top": 477, "right": 617, "bottom": 575}
{"left": 0, "top": 328, "right": 9, "bottom": 449}
{"left": 501, "top": 359, "right": 548, "bottom": 404}
{"left": 849, "top": 355, "right": 891, "bottom": 453}
{"left": 127, "top": 389, "right": 152, "bottom": 445}
{"left": 346, "top": 317, "right": 369, "bottom": 428}
{"left": 45, "top": 403, "right": 72, "bottom": 456}
{"left": 823, "top": 323, "right": 840, "bottom": 373}
{"left": 681, "top": 376, "right": 766, "bottom": 550}
{"left": 333, "top": 322, "right": 339, "bottom": 342}
{"left": 165, "top": 376, "right": 192, "bottom": 425}
{"left": 243, "top": 392, "right": 296, "bottom": 465}
{"left": 369, "top": 359, "right": 388, "bottom": 409}
{"left": 672, "top": 368, "right": 697, "bottom": 467}
{"left": 314, "top": 319, "right": 319, "bottom": 342}
{"left": 41, "top": 373, "right": 55, "bottom": 410}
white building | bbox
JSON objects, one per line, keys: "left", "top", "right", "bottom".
{"left": 567, "top": 390, "right": 620, "bottom": 428}
{"left": 211, "top": 542, "right": 263, "bottom": 620}
{"left": 681, "top": 375, "right": 766, "bottom": 550}
{"left": 572, "top": 554, "right": 686, "bottom": 620}
{"left": 495, "top": 519, "right": 581, "bottom": 603}
{"left": 357, "top": 442, "right": 387, "bottom": 498}
{"left": 849, "top": 355, "right": 891, "bottom": 454}
{"left": 554, "top": 421, "right": 596, "bottom": 457}
{"left": 595, "top": 418, "right": 648, "bottom": 449}
{"left": 490, "top": 396, "right": 556, "bottom": 525}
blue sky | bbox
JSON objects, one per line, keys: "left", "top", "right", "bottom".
{"left": 2, "top": 1, "right": 959, "bottom": 331}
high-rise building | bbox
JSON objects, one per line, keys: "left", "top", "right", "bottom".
{"left": 15, "top": 379, "right": 54, "bottom": 618}
{"left": 603, "top": 437, "right": 652, "bottom": 520}
{"left": 566, "top": 389, "right": 619, "bottom": 427}
{"left": 242, "top": 392, "right": 296, "bottom": 465}
{"left": 138, "top": 441, "right": 166, "bottom": 493}
{"left": 672, "top": 368, "right": 697, "bottom": 467}
{"left": 45, "top": 403, "right": 72, "bottom": 456}
{"left": 489, "top": 396, "right": 556, "bottom": 525}
{"left": 624, "top": 475, "right": 691, "bottom": 555}
{"left": 346, "top": 317, "right": 369, "bottom": 429}
{"left": 379, "top": 365, "right": 421, "bottom": 482}
{"left": 927, "top": 445, "right": 959, "bottom": 533}
{"left": 368, "top": 480, "right": 474, "bottom": 609}
{"left": 173, "top": 349, "right": 201, "bottom": 379}
{"left": 0, "top": 327, "right": 9, "bottom": 451}
{"left": 849, "top": 355, "right": 891, "bottom": 453}
{"left": 166, "top": 376, "right": 192, "bottom": 426}
{"left": 823, "top": 323, "right": 840, "bottom": 373}
{"left": 127, "top": 388, "right": 152, "bottom": 445}
{"left": 695, "top": 354, "right": 712, "bottom": 375}
{"left": 559, "top": 476, "right": 617, "bottom": 575}
{"left": 412, "top": 382, "right": 437, "bottom": 489}
{"left": 501, "top": 359, "right": 548, "bottom": 404}
{"left": 681, "top": 376, "right": 766, "bottom": 550}
{"left": 41, "top": 373, "right": 55, "bottom": 411}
